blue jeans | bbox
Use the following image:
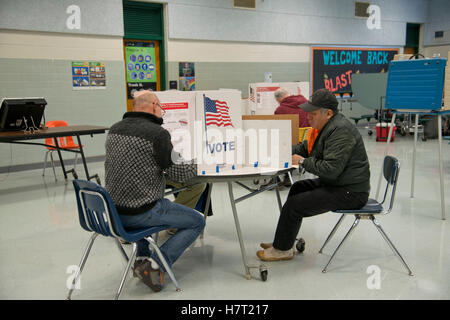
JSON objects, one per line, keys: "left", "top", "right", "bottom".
{"left": 119, "top": 198, "right": 205, "bottom": 273}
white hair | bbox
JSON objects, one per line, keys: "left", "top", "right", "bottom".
{"left": 274, "top": 88, "right": 289, "bottom": 101}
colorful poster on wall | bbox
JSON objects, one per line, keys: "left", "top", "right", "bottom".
{"left": 88, "top": 62, "right": 106, "bottom": 87}
{"left": 179, "top": 62, "right": 195, "bottom": 91}
{"left": 311, "top": 47, "right": 399, "bottom": 95}
{"left": 179, "top": 77, "right": 195, "bottom": 91}
{"left": 72, "top": 61, "right": 106, "bottom": 89}
{"left": 125, "top": 42, "right": 157, "bottom": 98}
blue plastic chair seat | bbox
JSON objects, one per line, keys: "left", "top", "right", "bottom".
{"left": 334, "top": 198, "right": 383, "bottom": 214}
{"left": 120, "top": 225, "right": 169, "bottom": 243}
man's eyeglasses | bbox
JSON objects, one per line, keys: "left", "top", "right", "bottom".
{"left": 154, "top": 101, "right": 166, "bottom": 116}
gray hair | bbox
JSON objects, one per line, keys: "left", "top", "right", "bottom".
{"left": 320, "top": 107, "right": 337, "bottom": 115}
{"left": 274, "top": 88, "right": 289, "bottom": 101}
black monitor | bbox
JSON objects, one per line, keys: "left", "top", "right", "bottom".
{"left": 0, "top": 97, "right": 47, "bottom": 131}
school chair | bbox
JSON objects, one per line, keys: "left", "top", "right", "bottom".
{"left": 319, "top": 155, "right": 413, "bottom": 276}
{"left": 67, "top": 179, "right": 180, "bottom": 300}
{"left": 42, "top": 120, "right": 81, "bottom": 181}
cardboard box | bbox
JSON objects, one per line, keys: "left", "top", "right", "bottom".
{"left": 393, "top": 54, "right": 413, "bottom": 61}
{"left": 242, "top": 114, "right": 299, "bottom": 145}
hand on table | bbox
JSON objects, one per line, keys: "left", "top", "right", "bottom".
{"left": 292, "top": 154, "right": 304, "bottom": 166}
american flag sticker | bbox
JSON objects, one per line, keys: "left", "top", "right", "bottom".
{"left": 204, "top": 95, "right": 234, "bottom": 127}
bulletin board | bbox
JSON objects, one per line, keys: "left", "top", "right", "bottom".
{"left": 311, "top": 47, "right": 399, "bottom": 95}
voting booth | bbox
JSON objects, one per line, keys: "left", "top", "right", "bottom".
{"left": 378, "top": 57, "right": 449, "bottom": 220}
{"left": 248, "top": 82, "right": 310, "bottom": 115}
{"left": 155, "top": 89, "right": 292, "bottom": 176}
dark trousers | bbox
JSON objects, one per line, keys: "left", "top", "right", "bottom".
{"left": 273, "top": 178, "right": 369, "bottom": 251}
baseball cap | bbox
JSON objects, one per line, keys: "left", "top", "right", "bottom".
{"left": 300, "top": 89, "right": 338, "bottom": 112}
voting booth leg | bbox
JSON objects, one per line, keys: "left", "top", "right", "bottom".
{"left": 438, "top": 115, "right": 446, "bottom": 220}
{"left": 227, "top": 181, "right": 269, "bottom": 281}
{"left": 411, "top": 115, "right": 419, "bottom": 198}
{"left": 275, "top": 183, "right": 283, "bottom": 213}
{"left": 227, "top": 182, "right": 252, "bottom": 280}
{"left": 375, "top": 114, "right": 396, "bottom": 200}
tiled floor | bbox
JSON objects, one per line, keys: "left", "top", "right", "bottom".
{"left": 0, "top": 128, "right": 449, "bottom": 300}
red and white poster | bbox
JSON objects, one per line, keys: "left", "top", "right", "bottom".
{"left": 155, "top": 91, "right": 196, "bottom": 161}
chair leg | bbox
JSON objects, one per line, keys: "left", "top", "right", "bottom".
{"left": 66, "top": 233, "right": 98, "bottom": 300}
{"left": 42, "top": 151, "right": 49, "bottom": 176}
{"left": 49, "top": 151, "right": 57, "bottom": 181}
{"left": 322, "top": 215, "right": 360, "bottom": 273}
{"left": 319, "top": 214, "right": 346, "bottom": 253}
{"left": 115, "top": 238, "right": 129, "bottom": 263}
{"left": 147, "top": 237, "right": 181, "bottom": 292}
{"left": 287, "top": 171, "right": 294, "bottom": 185}
{"left": 115, "top": 242, "right": 137, "bottom": 300}
{"left": 371, "top": 216, "right": 414, "bottom": 276}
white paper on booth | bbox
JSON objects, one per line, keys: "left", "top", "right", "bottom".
{"left": 248, "top": 82, "right": 309, "bottom": 115}
{"left": 155, "top": 90, "right": 196, "bottom": 161}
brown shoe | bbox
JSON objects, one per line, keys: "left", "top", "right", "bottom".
{"left": 256, "top": 247, "right": 294, "bottom": 261}
{"left": 133, "top": 259, "right": 164, "bottom": 292}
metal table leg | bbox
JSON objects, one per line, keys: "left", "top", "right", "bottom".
{"left": 227, "top": 181, "right": 252, "bottom": 279}
{"left": 411, "top": 114, "right": 419, "bottom": 198}
{"left": 227, "top": 182, "right": 265, "bottom": 280}
{"left": 274, "top": 182, "right": 283, "bottom": 213}
{"left": 438, "top": 115, "right": 446, "bottom": 220}
{"left": 76, "top": 135, "right": 100, "bottom": 183}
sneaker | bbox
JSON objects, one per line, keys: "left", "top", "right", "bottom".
{"left": 260, "top": 242, "right": 273, "bottom": 249}
{"left": 133, "top": 259, "right": 164, "bottom": 292}
{"left": 256, "top": 247, "right": 294, "bottom": 261}
{"left": 259, "top": 242, "right": 296, "bottom": 250}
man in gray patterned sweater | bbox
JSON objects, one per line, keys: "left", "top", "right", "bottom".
{"left": 105, "top": 91, "right": 205, "bottom": 292}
